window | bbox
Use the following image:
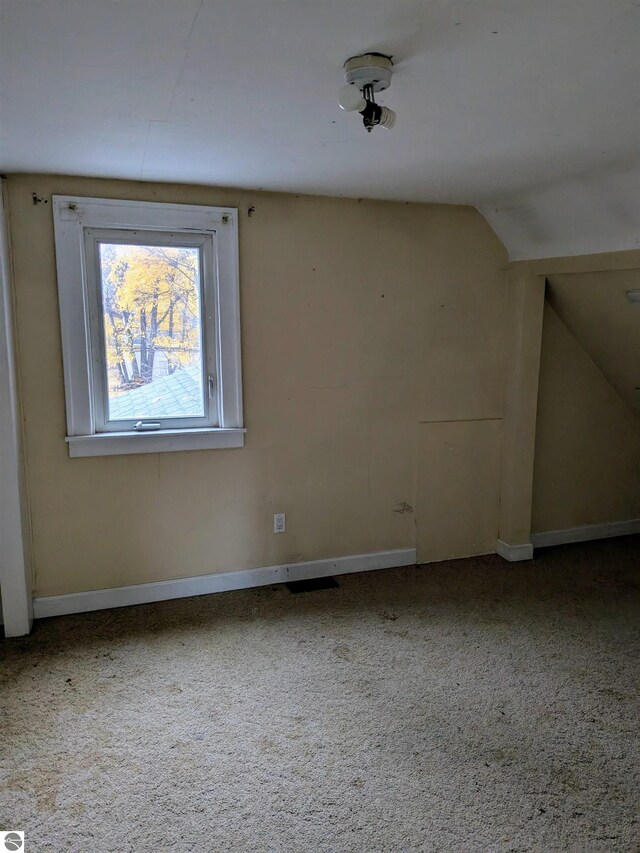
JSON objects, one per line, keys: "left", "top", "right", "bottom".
{"left": 53, "top": 196, "right": 243, "bottom": 457}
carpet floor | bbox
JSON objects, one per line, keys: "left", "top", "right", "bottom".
{"left": 1, "top": 536, "right": 639, "bottom": 852}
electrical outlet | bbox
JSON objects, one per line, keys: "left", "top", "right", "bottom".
{"left": 273, "top": 512, "right": 286, "bottom": 533}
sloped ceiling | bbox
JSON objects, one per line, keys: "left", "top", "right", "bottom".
{"left": 547, "top": 269, "right": 640, "bottom": 418}
{"left": 1, "top": 0, "right": 639, "bottom": 260}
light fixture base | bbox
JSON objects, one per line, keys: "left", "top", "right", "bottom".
{"left": 343, "top": 53, "right": 393, "bottom": 93}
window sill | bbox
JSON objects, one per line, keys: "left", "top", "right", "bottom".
{"left": 66, "top": 428, "right": 246, "bottom": 458}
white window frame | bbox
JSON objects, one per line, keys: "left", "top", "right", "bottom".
{"left": 53, "top": 196, "right": 244, "bottom": 457}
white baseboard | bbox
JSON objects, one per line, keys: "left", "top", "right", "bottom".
{"left": 496, "top": 539, "right": 534, "bottom": 562}
{"left": 531, "top": 518, "right": 640, "bottom": 549}
{"left": 32, "top": 548, "right": 417, "bottom": 620}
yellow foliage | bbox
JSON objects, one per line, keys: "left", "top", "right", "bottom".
{"left": 99, "top": 243, "right": 202, "bottom": 393}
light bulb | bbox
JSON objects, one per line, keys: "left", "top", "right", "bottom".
{"left": 378, "top": 106, "right": 396, "bottom": 129}
{"left": 338, "top": 84, "right": 366, "bottom": 112}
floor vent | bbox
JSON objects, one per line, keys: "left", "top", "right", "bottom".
{"left": 286, "top": 577, "right": 339, "bottom": 594}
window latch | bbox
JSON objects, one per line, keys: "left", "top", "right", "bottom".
{"left": 208, "top": 374, "right": 216, "bottom": 399}
{"left": 133, "top": 421, "right": 161, "bottom": 431}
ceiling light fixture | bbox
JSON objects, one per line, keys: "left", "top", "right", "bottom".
{"left": 338, "top": 53, "right": 396, "bottom": 132}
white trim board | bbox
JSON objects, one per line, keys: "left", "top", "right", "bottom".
{"left": 532, "top": 519, "right": 640, "bottom": 549}
{"left": 0, "top": 180, "right": 32, "bottom": 637}
{"left": 496, "top": 540, "right": 534, "bottom": 562}
{"left": 32, "top": 548, "right": 417, "bottom": 619}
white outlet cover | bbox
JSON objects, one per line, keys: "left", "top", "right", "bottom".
{"left": 273, "top": 513, "right": 286, "bottom": 533}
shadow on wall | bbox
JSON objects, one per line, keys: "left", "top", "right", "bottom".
{"left": 532, "top": 279, "right": 640, "bottom": 535}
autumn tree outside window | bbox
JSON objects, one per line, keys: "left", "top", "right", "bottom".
{"left": 53, "top": 197, "right": 244, "bottom": 457}
{"left": 100, "top": 242, "right": 202, "bottom": 395}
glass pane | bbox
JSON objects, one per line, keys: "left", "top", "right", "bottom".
{"left": 98, "top": 243, "right": 205, "bottom": 420}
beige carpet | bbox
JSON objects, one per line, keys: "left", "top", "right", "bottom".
{"left": 1, "top": 537, "right": 639, "bottom": 852}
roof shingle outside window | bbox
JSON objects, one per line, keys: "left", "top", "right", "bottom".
{"left": 108, "top": 364, "right": 203, "bottom": 421}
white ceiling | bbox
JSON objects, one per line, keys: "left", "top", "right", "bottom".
{"left": 1, "top": 0, "right": 639, "bottom": 259}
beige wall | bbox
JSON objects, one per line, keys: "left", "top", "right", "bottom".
{"left": 547, "top": 269, "right": 640, "bottom": 417}
{"left": 6, "top": 175, "right": 508, "bottom": 596}
{"left": 499, "top": 250, "right": 640, "bottom": 542}
{"left": 497, "top": 267, "right": 545, "bottom": 548}
{"left": 417, "top": 419, "right": 503, "bottom": 561}
{"left": 532, "top": 302, "right": 640, "bottom": 533}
